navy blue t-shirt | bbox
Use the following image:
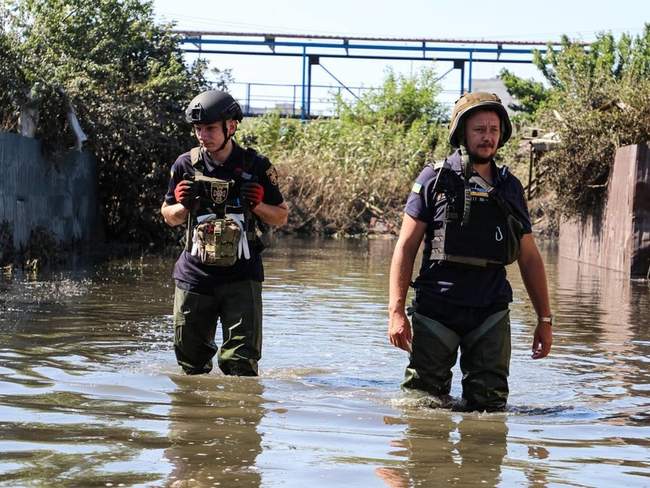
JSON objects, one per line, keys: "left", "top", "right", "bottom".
{"left": 165, "top": 142, "right": 284, "bottom": 291}
{"left": 405, "top": 150, "right": 532, "bottom": 308}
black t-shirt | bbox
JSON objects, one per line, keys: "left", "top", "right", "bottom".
{"left": 165, "top": 142, "right": 284, "bottom": 291}
{"left": 404, "top": 150, "right": 532, "bottom": 308}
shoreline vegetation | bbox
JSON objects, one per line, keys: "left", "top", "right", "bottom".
{"left": 237, "top": 67, "right": 449, "bottom": 239}
{"left": 1, "top": 2, "right": 649, "bottom": 270}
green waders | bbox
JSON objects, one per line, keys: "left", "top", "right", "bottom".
{"left": 173, "top": 280, "right": 263, "bottom": 376}
{"left": 402, "top": 309, "right": 511, "bottom": 411}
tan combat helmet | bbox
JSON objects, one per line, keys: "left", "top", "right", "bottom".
{"left": 448, "top": 92, "right": 512, "bottom": 148}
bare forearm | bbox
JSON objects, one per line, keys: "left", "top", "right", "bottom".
{"left": 161, "top": 202, "right": 189, "bottom": 227}
{"left": 519, "top": 252, "right": 551, "bottom": 317}
{"left": 389, "top": 242, "right": 417, "bottom": 316}
{"left": 252, "top": 202, "right": 289, "bottom": 227}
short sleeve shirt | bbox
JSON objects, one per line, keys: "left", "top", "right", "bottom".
{"left": 405, "top": 151, "right": 532, "bottom": 308}
{"left": 165, "top": 142, "right": 284, "bottom": 291}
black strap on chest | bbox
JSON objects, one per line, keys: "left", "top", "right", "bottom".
{"left": 459, "top": 147, "right": 473, "bottom": 225}
{"left": 469, "top": 174, "right": 518, "bottom": 222}
{"left": 426, "top": 157, "right": 524, "bottom": 267}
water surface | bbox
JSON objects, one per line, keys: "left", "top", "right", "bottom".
{"left": 0, "top": 237, "right": 648, "bottom": 487}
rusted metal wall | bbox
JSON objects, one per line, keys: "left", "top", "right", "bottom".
{"left": 559, "top": 143, "right": 650, "bottom": 278}
{"left": 0, "top": 131, "right": 99, "bottom": 249}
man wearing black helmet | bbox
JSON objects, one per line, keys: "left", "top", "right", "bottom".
{"left": 388, "top": 92, "right": 552, "bottom": 411}
{"left": 161, "top": 90, "right": 288, "bottom": 376}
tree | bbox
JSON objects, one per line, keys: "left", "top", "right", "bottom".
{"left": 0, "top": 5, "right": 28, "bottom": 131}
{"left": 531, "top": 25, "right": 650, "bottom": 216}
{"left": 2, "top": 0, "right": 223, "bottom": 244}
{"left": 498, "top": 68, "right": 549, "bottom": 117}
{"left": 336, "top": 67, "right": 447, "bottom": 128}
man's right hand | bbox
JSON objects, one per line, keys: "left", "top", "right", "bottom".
{"left": 388, "top": 312, "right": 413, "bottom": 352}
{"left": 174, "top": 179, "right": 197, "bottom": 209}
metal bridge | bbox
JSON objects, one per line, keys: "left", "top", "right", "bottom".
{"left": 176, "top": 31, "right": 572, "bottom": 119}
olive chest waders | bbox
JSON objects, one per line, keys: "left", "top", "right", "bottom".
{"left": 402, "top": 92, "right": 521, "bottom": 411}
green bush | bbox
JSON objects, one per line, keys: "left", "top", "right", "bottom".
{"left": 533, "top": 26, "right": 650, "bottom": 217}
{"left": 238, "top": 68, "right": 449, "bottom": 234}
{"left": 0, "top": 12, "right": 28, "bottom": 131}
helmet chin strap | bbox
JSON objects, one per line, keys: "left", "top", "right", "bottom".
{"left": 461, "top": 136, "right": 492, "bottom": 166}
{"left": 216, "top": 120, "right": 231, "bottom": 152}
{"left": 459, "top": 145, "right": 474, "bottom": 179}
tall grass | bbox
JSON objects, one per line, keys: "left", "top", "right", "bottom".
{"left": 238, "top": 68, "right": 449, "bottom": 235}
{"left": 240, "top": 114, "right": 448, "bottom": 235}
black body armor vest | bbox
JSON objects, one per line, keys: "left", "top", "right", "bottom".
{"left": 427, "top": 160, "right": 524, "bottom": 267}
{"left": 184, "top": 147, "right": 261, "bottom": 252}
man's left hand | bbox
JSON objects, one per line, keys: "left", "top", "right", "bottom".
{"left": 531, "top": 321, "right": 552, "bottom": 359}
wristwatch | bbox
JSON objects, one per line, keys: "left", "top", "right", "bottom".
{"left": 538, "top": 315, "right": 553, "bottom": 325}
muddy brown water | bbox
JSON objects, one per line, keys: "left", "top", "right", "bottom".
{"left": 0, "top": 237, "right": 648, "bottom": 487}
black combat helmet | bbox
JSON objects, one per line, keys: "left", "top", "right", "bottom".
{"left": 185, "top": 90, "right": 243, "bottom": 125}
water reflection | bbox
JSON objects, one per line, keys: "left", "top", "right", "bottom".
{"left": 550, "top": 255, "right": 650, "bottom": 424}
{"left": 165, "top": 375, "right": 264, "bottom": 488}
{"left": 0, "top": 240, "right": 648, "bottom": 486}
{"left": 376, "top": 411, "right": 508, "bottom": 487}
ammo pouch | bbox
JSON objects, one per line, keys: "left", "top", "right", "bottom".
{"left": 191, "top": 215, "right": 241, "bottom": 266}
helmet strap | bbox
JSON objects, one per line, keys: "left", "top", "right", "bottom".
{"left": 459, "top": 145, "right": 473, "bottom": 180}
{"left": 216, "top": 120, "right": 232, "bottom": 152}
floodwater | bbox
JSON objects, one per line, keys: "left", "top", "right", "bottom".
{"left": 0, "top": 236, "right": 648, "bottom": 488}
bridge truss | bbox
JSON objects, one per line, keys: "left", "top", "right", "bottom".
{"left": 176, "top": 31, "right": 569, "bottom": 119}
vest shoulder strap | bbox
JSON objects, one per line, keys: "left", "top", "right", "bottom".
{"left": 190, "top": 147, "right": 202, "bottom": 166}
{"left": 189, "top": 146, "right": 207, "bottom": 177}
{"left": 241, "top": 147, "right": 260, "bottom": 174}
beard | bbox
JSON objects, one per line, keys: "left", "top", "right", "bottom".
{"left": 467, "top": 145, "right": 497, "bottom": 165}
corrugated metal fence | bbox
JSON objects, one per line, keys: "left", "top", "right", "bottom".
{"left": 0, "top": 131, "right": 99, "bottom": 250}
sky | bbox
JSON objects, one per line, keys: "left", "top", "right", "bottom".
{"left": 152, "top": 0, "right": 649, "bottom": 114}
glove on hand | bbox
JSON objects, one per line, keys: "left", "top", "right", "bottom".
{"left": 174, "top": 178, "right": 197, "bottom": 209}
{"left": 240, "top": 182, "right": 264, "bottom": 209}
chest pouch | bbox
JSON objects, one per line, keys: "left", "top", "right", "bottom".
{"left": 190, "top": 215, "right": 242, "bottom": 266}
{"left": 434, "top": 192, "right": 511, "bottom": 266}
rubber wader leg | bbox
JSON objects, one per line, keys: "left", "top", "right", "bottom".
{"left": 402, "top": 312, "right": 461, "bottom": 396}
{"left": 173, "top": 286, "right": 219, "bottom": 375}
{"left": 216, "top": 280, "right": 263, "bottom": 376}
{"left": 459, "top": 309, "right": 511, "bottom": 411}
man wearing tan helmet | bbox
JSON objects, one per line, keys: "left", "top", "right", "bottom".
{"left": 388, "top": 92, "right": 552, "bottom": 411}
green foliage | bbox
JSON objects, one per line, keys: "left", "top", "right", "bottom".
{"left": 335, "top": 67, "right": 447, "bottom": 129}
{"left": 498, "top": 68, "right": 550, "bottom": 116}
{"left": 238, "top": 69, "right": 448, "bottom": 234}
{"left": 1, "top": 0, "right": 216, "bottom": 244}
{"left": 0, "top": 8, "right": 28, "bottom": 131}
{"left": 534, "top": 28, "right": 650, "bottom": 98}
{"left": 531, "top": 25, "right": 650, "bottom": 217}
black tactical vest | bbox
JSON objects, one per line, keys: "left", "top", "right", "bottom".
{"left": 184, "top": 147, "right": 261, "bottom": 251}
{"left": 427, "top": 159, "right": 524, "bottom": 267}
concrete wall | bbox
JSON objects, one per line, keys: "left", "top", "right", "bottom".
{"left": 559, "top": 143, "right": 650, "bottom": 277}
{"left": 0, "top": 131, "right": 99, "bottom": 249}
